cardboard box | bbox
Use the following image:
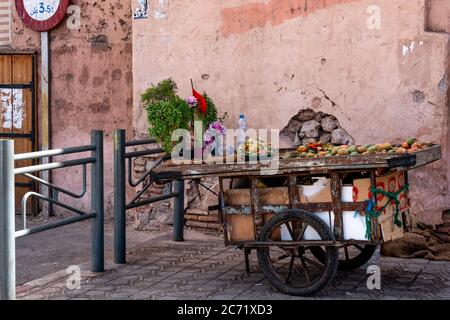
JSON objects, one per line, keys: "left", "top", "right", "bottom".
{"left": 352, "top": 171, "right": 407, "bottom": 241}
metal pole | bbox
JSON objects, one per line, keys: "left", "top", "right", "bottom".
{"left": 41, "top": 31, "right": 52, "bottom": 217}
{"left": 173, "top": 180, "right": 185, "bottom": 242}
{"left": 91, "top": 131, "right": 104, "bottom": 272}
{"left": 0, "top": 140, "right": 16, "bottom": 300}
{"left": 114, "top": 129, "right": 126, "bottom": 264}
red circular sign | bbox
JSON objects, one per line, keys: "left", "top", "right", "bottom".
{"left": 368, "top": 181, "right": 386, "bottom": 202}
{"left": 15, "top": 0, "right": 69, "bottom": 32}
{"left": 352, "top": 186, "right": 359, "bottom": 202}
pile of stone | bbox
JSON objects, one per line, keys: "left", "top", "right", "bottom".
{"left": 281, "top": 109, "right": 354, "bottom": 146}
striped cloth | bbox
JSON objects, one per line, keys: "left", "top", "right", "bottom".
{"left": 0, "top": 0, "right": 11, "bottom": 47}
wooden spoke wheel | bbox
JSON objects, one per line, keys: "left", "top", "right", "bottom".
{"left": 256, "top": 210, "right": 338, "bottom": 296}
{"left": 310, "top": 244, "right": 377, "bottom": 271}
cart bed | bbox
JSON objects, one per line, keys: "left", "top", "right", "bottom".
{"left": 152, "top": 145, "right": 441, "bottom": 180}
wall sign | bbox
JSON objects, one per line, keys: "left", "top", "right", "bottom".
{"left": 133, "top": 0, "right": 148, "bottom": 20}
{"left": 15, "top": 0, "right": 69, "bottom": 31}
{"left": 1, "top": 89, "right": 24, "bottom": 129}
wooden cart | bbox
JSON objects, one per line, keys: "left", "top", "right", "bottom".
{"left": 152, "top": 145, "right": 441, "bottom": 296}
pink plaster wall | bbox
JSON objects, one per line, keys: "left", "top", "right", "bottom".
{"left": 427, "top": 0, "right": 450, "bottom": 224}
{"left": 8, "top": 1, "right": 133, "bottom": 215}
{"left": 133, "top": 0, "right": 449, "bottom": 224}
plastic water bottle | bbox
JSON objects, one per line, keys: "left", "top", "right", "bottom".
{"left": 237, "top": 113, "right": 247, "bottom": 150}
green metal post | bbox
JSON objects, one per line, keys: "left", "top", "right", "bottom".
{"left": 114, "top": 129, "right": 126, "bottom": 264}
{"left": 91, "top": 131, "right": 104, "bottom": 272}
{"left": 173, "top": 180, "right": 185, "bottom": 242}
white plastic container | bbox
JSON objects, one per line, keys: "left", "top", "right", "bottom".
{"left": 343, "top": 212, "right": 367, "bottom": 240}
{"left": 302, "top": 181, "right": 327, "bottom": 198}
{"left": 341, "top": 185, "right": 353, "bottom": 202}
{"left": 302, "top": 212, "right": 335, "bottom": 240}
{"left": 342, "top": 185, "right": 367, "bottom": 240}
{"left": 281, "top": 183, "right": 367, "bottom": 241}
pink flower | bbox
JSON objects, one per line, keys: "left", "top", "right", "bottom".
{"left": 186, "top": 96, "right": 198, "bottom": 107}
{"left": 208, "top": 121, "right": 227, "bottom": 135}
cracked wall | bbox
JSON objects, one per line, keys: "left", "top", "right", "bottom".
{"left": 8, "top": 0, "right": 133, "bottom": 215}
{"left": 133, "top": 0, "right": 450, "bottom": 224}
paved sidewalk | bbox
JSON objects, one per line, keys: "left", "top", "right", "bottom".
{"left": 16, "top": 238, "right": 450, "bottom": 300}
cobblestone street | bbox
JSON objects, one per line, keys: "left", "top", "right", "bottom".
{"left": 16, "top": 236, "right": 450, "bottom": 300}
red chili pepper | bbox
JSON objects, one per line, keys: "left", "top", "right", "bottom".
{"left": 308, "top": 143, "right": 322, "bottom": 150}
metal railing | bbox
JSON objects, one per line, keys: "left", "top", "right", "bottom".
{"left": 113, "top": 129, "right": 184, "bottom": 265}
{"left": 0, "top": 130, "right": 105, "bottom": 300}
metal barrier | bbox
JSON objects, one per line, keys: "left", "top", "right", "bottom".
{"left": 0, "top": 130, "right": 104, "bottom": 300}
{"left": 113, "top": 129, "right": 184, "bottom": 265}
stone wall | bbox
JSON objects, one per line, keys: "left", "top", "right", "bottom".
{"left": 280, "top": 109, "right": 354, "bottom": 146}
{"left": 133, "top": 0, "right": 449, "bottom": 225}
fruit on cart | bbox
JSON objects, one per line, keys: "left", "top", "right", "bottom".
{"left": 411, "top": 141, "right": 422, "bottom": 149}
{"left": 338, "top": 148, "right": 350, "bottom": 156}
{"left": 239, "top": 137, "right": 273, "bottom": 156}
{"left": 357, "top": 146, "right": 367, "bottom": 153}
{"left": 286, "top": 138, "right": 431, "bottom": 159}
{"left": 348, "top": 146, "right": 357, "bottom": 153}
{"left": 297, "top": 145, "right": 308, "bottom": 153}
{"left": 407, "top": 137, "right": 417, "bottom": 146}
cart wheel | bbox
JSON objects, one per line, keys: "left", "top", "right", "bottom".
{"left": 310, "top": 244, "right": 377, "bottom": 271}
{"left": 256, "top": 210, "right": 338, "bottom": 296}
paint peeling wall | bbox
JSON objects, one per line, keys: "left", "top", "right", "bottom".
{"left": 133, "top": 0, "right": 450, "bottom": 224}
{"left": 8, "top": 0, "right": 133, "bottom": 214}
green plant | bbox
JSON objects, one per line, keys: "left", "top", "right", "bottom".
{"left": 202, "top": 93, "right": 228, "bottom": 129}
{"left": 141, "top": 78, "right": 177, "bottom": 104}
{"left": 142, "top": 78, "right": 226, "bottom": 153}
{"left": 202, "top": 93, "right": 218, "bottom": 129}
{"left": 142, "top": 79, "right": 193, "bottom": 153}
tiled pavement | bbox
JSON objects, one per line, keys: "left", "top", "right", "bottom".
{"left": 16, "top": 239, "right": 450, "bottom": 300}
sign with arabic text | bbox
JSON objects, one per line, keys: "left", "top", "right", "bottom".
{"left": 15, "top": 0, "right": 69, "bottom": 31}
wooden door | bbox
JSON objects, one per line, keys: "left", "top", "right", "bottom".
{"left": 0, "top": 53, "right": 37, "bottom": 214}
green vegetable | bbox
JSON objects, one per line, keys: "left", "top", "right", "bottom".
{"left": 348, "top": 146, "right": 357, "bottom": 153}
{"left": 367, "top": 146, "right": 378, "bottom": 154}
{"left": 407, "top": 137, "right": 416, "bottom": 146}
